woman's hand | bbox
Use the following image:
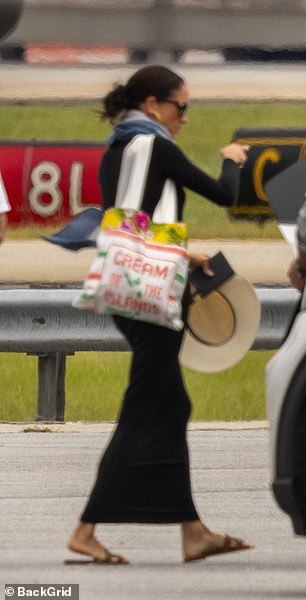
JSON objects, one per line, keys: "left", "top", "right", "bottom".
{"left": 188, "top": 253, "right": 214, "bottom": 276}
{"left": 0, "top": 213, "right": 8, "bottom": 244}
{"left": 287, "top": 257, "right": 306, "bottom": 292}
{"left": 220, "top": 143, "right": 250, "bottom": 167}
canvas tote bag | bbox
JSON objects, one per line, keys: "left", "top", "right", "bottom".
{"left": 73, "top": 134, "right": 189, "bottom": 330}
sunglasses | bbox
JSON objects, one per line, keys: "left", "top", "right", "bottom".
{"left": 163, "top": 99, "right": 189, "bottom": 117}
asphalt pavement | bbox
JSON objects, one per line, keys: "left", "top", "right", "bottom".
{"left": 1, "top": 425, "right": 306, "bottom": 599}
{"left": 1, "top": 62, "right": 306, "bottom": 101}
{"left": 0, "top": 239, "right": 294, "bottom": 285}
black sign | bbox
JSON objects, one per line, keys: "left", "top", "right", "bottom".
{"left": 229, "top": 128, "right": 306, "bottom": 221}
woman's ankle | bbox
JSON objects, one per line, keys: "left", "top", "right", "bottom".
{"left": 182, "top": 520, "right": 209, "bottom": 537}
{"left": 70, "top": 521, "right": 95, "bottom": 542}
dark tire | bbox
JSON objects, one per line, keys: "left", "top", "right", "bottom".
{"left": 274, "top": 354, "right": 306, "bottom": 535}
{"left": 0, "top": 0, "right": 23, "bottom": 42}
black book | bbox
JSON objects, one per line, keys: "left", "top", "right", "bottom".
{"left": 189, "top": 251, "right": 235, "bottom": 297}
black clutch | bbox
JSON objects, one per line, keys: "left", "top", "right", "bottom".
{"left": 189, "top": 251, "right": 235, "bottom": 297}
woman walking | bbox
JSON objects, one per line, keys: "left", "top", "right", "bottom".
{"left": 67, "top": 65, "right": 251, "bottom": 565}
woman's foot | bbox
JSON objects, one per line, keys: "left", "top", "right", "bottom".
{"left": 66, "top": 522, "right": 129, "bottom": 565}
{"left": 182, "top": 520, "right": 253, "bottom": 562}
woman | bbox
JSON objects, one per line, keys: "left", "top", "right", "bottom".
{"left": 0, "top": 172, "right": 11, "bottom": 244}
{"left": 67, "top": 65, "right": 251, "bottom": 565}
{"left": 288, "top": 199, "right": 306, "bottom": 291}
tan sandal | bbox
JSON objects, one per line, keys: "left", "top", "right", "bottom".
{"left": 184, "top": 534, "right": 254, "bottom": 562}
{"left": 64, "top": 553, "right": 129, "bottom": 565}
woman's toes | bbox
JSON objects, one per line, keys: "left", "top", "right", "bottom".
{"left": 227, "top": 536, "right": 253, "bottom": 550}
{"left": 109, "top": 554, "right": 129, "bottom": 565}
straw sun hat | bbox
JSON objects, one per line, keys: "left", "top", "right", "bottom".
{"left": 179, "top": 253, "right": 261, "bottom": 373}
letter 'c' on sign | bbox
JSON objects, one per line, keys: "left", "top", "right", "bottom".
{"left": 253, "top": 148, "right": 281, "bottom": 203}
{"left": 29, "top": 161, "right": 63, "bottom": 217}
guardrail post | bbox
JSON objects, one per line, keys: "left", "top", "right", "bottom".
{"left": 35, "top": 352, "right": 67, "bottom": 421}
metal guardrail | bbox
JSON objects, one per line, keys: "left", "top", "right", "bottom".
{"left": 0, "top": 286, "right": 301, "bottom": 421}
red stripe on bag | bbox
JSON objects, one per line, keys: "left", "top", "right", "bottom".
{"left": 104, "top": 228, "right": 187, "bottom": 256}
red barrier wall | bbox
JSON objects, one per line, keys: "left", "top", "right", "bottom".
{"left": 0, "top": 140, "right": 107, "bottom": 225}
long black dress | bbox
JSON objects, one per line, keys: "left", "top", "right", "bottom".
{"left": 81, "top": 135, "right": 239, "bottom": 524}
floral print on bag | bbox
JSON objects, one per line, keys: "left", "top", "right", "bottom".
{"left": 102, "top": 208, "right": 187, "bottom": 247}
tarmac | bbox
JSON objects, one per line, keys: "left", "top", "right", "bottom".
{"left": 1, "top": 425, "right": 306, "bottom": 600}
{"left": 0, "top": 238, "right": 294, "bottom": 285}
{"left": 1, "top": 62, "right": 306, "bottom": 101}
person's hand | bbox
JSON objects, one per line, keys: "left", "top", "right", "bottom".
{"left": 188, "top": 253, "right": 214, "bottom": 276}
{"left": 287, "top": 258, "right": 306, "bottom": 292}
{"left": 220, "top": 143, "right": 250, "bottom": 167}
{"left": 0, "top": 213, "right": 8, "bottom": 244}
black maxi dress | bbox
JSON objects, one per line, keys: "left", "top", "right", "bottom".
{"left": 81, "top": 135, "right": 240, "bottom": 524}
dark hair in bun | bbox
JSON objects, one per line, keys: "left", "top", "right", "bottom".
{"left": 101, "top": 65, "right": 184, "bottom": 123}
{"left": 101, "top": 83, "right": 128, "bottom": 123}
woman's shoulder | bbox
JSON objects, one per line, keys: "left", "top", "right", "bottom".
{"left": 153, "top": 135, "right": 183, "bottom": 157}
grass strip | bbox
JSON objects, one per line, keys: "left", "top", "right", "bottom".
{"left": 0, "top": 350, "right": 273, "bottom": 422}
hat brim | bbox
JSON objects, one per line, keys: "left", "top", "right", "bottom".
{"left": 179, "top": 275, "right": 261, "bottom": 373}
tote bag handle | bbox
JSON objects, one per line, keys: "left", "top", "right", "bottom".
{"left": 114, "top": 134, "right": 177, "bottom": 223}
